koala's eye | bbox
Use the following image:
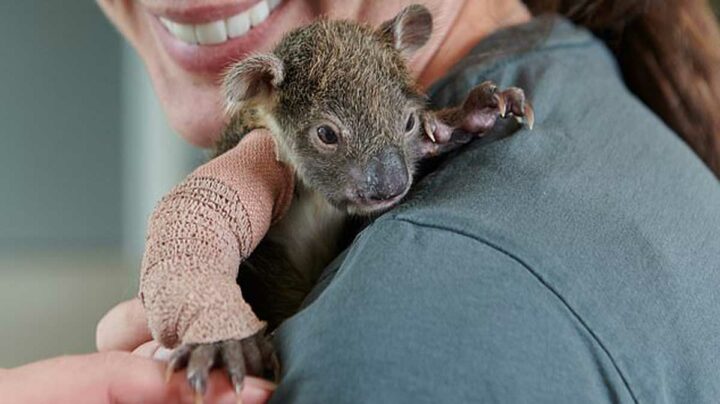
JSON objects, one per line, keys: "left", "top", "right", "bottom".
{"left": 405, "top": 113, "right": 416, "bottom": 133}
{"left": 317, "top": 125, "right": 338, "bottom": 145}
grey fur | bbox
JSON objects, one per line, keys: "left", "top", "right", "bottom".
{"left": 218, "top": 5, "right": 437, "bottom": 323}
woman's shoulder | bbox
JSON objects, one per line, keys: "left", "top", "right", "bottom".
{"left": 377, "top": 15, "right": 720, "bottom": 401}
{"left": 408, "top": 15, "right": 720, "bottom": 248}
{"left": 275, "top": 217, "right": 634, "bottom": 402}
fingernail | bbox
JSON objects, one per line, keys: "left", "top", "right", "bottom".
{"left": 242, "top": 383, "right": 275, "bottom": 403}
{"left": 153, "top": 347, "right": 174, "bottom": 362}
{"left": 132, "top": 340, "right": 160, "bottom": 358}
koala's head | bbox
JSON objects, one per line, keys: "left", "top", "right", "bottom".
{"left": 223, "top": 4, "right": 433, "bottom": 214}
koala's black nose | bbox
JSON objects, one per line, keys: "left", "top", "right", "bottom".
{"left": 363, "top": 148, "right": 409, "bottom": 201}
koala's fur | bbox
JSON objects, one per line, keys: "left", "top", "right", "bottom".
{"left": 214, "top": 6, "right": 435, "bottom": 327}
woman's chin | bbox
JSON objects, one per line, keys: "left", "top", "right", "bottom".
{"left": 160, "top": 87, "right": 227, "bottom": 148}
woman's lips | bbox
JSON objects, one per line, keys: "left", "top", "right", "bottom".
{"left": 147, "top": 0, "right": 286, "bottom": 75}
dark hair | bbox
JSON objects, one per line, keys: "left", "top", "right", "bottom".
{"left": 525, "top": 0, "right": 720, "bottom": 177}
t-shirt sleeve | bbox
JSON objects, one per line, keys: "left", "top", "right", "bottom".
{"left": 270, "top": 219, "right": 633, "bottom": 403}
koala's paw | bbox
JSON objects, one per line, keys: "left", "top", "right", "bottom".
{"left": 420, "top": 81, "right": 534, "bottom": 157}
{"left": 461, "top": 81, "right": 534, "bottom": 132}
{"left": 166, "top": 331, "right": 279, "bottom": 404}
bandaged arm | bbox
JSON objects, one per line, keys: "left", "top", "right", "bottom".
{"left": 139, "top": 130, "right": 294, "bottom": 347}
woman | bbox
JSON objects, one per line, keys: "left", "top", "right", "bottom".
{"left": 4, "top": 0, "right": 720, "bottom": 402}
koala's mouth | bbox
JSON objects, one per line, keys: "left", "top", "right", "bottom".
{"left": 345, "top": 185, "right": 411, "bottom": 215}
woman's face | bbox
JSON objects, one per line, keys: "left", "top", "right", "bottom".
{"left": 96, "top": 0, "right": 404, "bottom": 147}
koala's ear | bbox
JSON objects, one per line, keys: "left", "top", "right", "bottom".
{"left": 378, "top": 4, "right": 433, "bottom": 57}
{"left": 223, "top": 54, "right": 284, "bottom": 113}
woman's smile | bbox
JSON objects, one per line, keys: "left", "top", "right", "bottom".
{"left": 95, "top": 0, "right": 322, "bottom": 145}
{"left": 145, "top": 0, "right": 288, "bottom": 73}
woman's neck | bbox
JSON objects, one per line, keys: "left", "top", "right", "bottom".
{"left": 415, "top": 0, "right": 532, "bottom": 89}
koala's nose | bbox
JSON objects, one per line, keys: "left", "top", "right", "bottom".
{"left": 363, "top": 148, "right": 409, "bottom": 201}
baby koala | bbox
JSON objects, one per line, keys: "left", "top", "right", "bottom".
{"left": 159, "top": 4, "right": 533, "bottom": 401}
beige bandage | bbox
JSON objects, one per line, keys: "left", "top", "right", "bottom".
{"left": 139, "top": 130, "right": 295, "bottom": 347}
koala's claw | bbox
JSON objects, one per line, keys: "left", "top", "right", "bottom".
{"left": 420, "top": 81, "right": 534, "bottom": 157}
{"left": 461, "top": 81, "right": 534, "bottom": 133}
{"left": 493, "top": 85, "right": 534, "bottom": 130}
{"left": 165, "top": 331, "right": 279, "bottom": 404}
{"left": 495, "top": 91, "right": 507, "bottom": 118}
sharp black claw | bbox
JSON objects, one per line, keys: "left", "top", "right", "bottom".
{"left": 187, "top": 344, "right": 216, "bottom": 403}
{"left": 220, "top": 339, "right": 247, "bottom": 399}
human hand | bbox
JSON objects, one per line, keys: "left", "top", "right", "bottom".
{"left": 0, "top": 350, "right": 275, "bottom": 404}
{"left": 96, "top": 298, "right": 153, "bottom": 353}
{"left": 95, "top": 298, "right": 276, "bottom": 403}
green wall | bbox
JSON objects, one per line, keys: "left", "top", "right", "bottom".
{"left": 0, "top": 2, "right": 122, "bottom": 250}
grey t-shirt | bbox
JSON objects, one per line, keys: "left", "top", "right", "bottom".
{"left": 271, "top": 16, "right": 720, "bottom": 403}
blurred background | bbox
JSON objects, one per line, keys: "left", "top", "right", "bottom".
{"left": 1, "top": 1, "right": 719, "bottom": 368}
{"left": 0, "top": 2, "right": 204, "bottom": 367}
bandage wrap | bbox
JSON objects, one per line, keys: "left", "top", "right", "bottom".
{"left": 139, "top": 130, "right": 294, "bottom": 347}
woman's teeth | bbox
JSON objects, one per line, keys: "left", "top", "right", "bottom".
{"left": 159, "top": 0, "right": 281, "bottom": 45}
